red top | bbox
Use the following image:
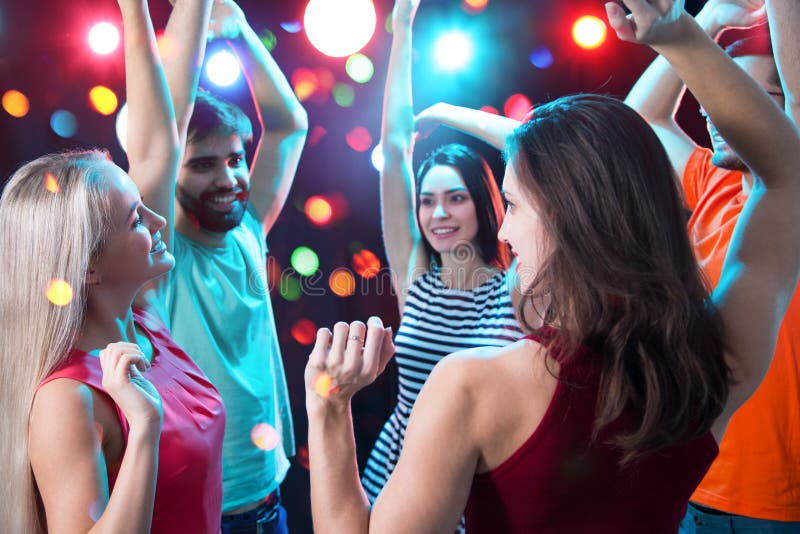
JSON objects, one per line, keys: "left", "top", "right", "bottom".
{"left": 464, "top": 327, "right": 719, "bottom": 533}
{"left": 39, "top": 307, "right": 225, "bottom": 533}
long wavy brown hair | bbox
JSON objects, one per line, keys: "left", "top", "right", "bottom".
{"left": 509, "top": 94, "right": 729, "bottom": 463}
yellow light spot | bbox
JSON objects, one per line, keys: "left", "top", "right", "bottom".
{"left": 46, "top": 279, "right": 74, "bottom": 306}
{"left": 2, "top": 90, "right": 30, "bottom": 118}
{"left": 250, "top": 423, "right": 280, "bottom": 451}
{"left": 88, "top": 86, "right": 118, "bottom": 116}
{"left": 329, "top": 268, "right": 356, "bottom": 297}
{"left": 313, "top": 371, "right": 335, "bottom": 398}
{"left": 44, "top": 173, "right": 60, "bottom": 193}
{"left": 156, "top": 34, "right": 176, "bottom": 61}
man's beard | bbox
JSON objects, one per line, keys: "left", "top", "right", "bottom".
{"left": 176, "top": 185, "right": 247, "bottom": 233}
{"left": 711, "top": 148, "right": 749, "bottom": 173}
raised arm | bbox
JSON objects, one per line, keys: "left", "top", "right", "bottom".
{"left": 380, "top": 0, "right": 424, "bottom": 310}
{"left": 609, "top": 0, "right": 800, "bottom": 435}
{"left": 766, "top": 0, "right": 800, "bottom": 124}
{"left": 211, "top": 0, "right": 308, "bottom": 232}
{"left": 415, "top": 103, "right": 519, "bottom": 151}
{"left": 624, "top": 0, "right": 765, "bottom": 177}
{"left": 306, "top": 319, "right": 478, "bottom": 533}
{"left": 122, "top": 0, "right": 181, "bottom": 251}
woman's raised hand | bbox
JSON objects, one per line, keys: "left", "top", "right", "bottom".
{"left": 100, "top": 342, "right": 163, "bottom": 433}
{"left": 605, "top": 0, "right": 688, "bottom": 45}
{"left": 305, "top": 317, "right": 395, "bottom": 405}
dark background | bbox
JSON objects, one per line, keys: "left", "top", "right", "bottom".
{"left": 1, "top": 1, "right": 714, "bottom": 531}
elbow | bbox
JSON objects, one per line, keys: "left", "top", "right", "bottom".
{"left": 290, "top": 105, "right": 309, "bottom": 133}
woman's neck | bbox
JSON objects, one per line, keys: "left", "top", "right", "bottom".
{"left": 437, "top": 246, "right": 499, "bottom": 290}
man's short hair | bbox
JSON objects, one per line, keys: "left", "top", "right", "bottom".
{"left": 724, "top": 23, "right": 772, "bottom": 59}
{"left": 187, "top": 90, "right": 254, "bottom": 147}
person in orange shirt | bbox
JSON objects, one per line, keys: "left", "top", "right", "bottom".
{"left": 626, "top": 0, "right": 800, "bottom": 530}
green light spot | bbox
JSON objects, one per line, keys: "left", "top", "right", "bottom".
{"left": 291, "top": 246, "right": 320, "bottom": 276}
{"left": 260, "top": 30, "right": 277, "bottom": 52}
{"left": 279, "top": 275, "right": 302, "bottom": 302}
{"left": 345, "top": 54, "right": 374, "bottom": 84}
{"left": 333, "top": 84, "right": 355, "bottom": 108}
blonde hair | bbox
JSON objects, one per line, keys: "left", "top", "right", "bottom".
{"left": 0, "top": 151, "right": 112, "bottom": 532}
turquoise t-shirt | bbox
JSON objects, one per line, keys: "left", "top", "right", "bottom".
{"left": 158, "top": 205, "right": 294, "bottom": 512}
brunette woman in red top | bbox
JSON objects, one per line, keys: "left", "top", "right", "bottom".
{"left": 302, "top": 0, "right": 800, "bottom": 532}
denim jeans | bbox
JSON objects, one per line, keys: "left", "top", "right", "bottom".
{"left": 679, "top": 503, "right": 800, "bottom": 533}
{"left": 221, "top": 492, "right": 288, "bottom": 534}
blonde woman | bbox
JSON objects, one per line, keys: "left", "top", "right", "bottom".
{"left": 0, "top": 0, "right": 225, "bottom": 532}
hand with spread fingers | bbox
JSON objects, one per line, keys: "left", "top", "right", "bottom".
{"left": 305, "top": 317, "right": 395, "bottom": 406}
{"left": 605, "top": 0, "right": 689, "bottom": 46}
{"left": 99, "top": 341, "right": 163, "bottom": 432}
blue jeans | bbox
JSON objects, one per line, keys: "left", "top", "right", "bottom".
{"left": 680, "top": 503, "right": 800, "bottom": 533}
{"left": 221, "top": 492, "right": 288, "bottom": 534}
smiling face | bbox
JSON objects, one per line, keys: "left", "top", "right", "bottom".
{"left": 176, "top": 132, "right": 250, "bottom": 233}
{"left": 90, "top": 161, "right": 174, "bottom": 290}
{"left": 705, "top": 55, "right": 783, "bottom": 172}
{"left": 417, "top": 165, "right": 480, "bottom": 255}
{"left": 497, "top": 161, "right": 549, "bottom": 292}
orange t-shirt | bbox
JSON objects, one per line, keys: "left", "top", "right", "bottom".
{"left": 683, "top": 147, "right": 800, "bottom": 521}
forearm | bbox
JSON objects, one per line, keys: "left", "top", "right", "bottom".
{"left": 236, "top": 24, "right": 308, "bottom": 134}
{"left": 766, "top": 0, "right": 800, "bottom": 123}
{"left": 381, "top": 19, "right": 415, "bottom": 162}
{"left": 428, "top": 103, "right": 519, "bottom": 150}
{"left": 307, "top": 401, "right": 370, "bottom": 534}
{"left": 625, "top": 4, "right": 723, "bottom": 124}
{"left": 162, "top": 0, "right": 213, "bottom": 143}
{"left": 90, "top": 427, "right": 160, "bottom": 534}
{"left": 119, "top": 1, "right": 179, "bottom": 165}
{"left": 656, "top": 15, "right": 797, "bottom": 188}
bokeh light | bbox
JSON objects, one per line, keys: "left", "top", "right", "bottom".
{"left": 156, "top": 33, "right": 176, "bottom": 61}
{"left": 206, "top": 50, "right": 241, "bottom": 87}
{"left": 89, "top": 85, "right": 118, "bottom": 116}
{"left": 352, "top": 249, "right": 381, "bottom": 279}
{"left": 280, "top": 21, "right": 303, "bottom": 34}
{"left": 305, "top": 196, "right": 333, "bottom": 226}
{"left": 291, "top": 318, "right": 318, "bottom": 345}
{"left": 313, "top": 371, "right": 338, "bottom": 398}
{"left": 88, "top": 22, "right": 120, "bottom": 55}
{"left": 46, "top": 279, "right": 74, "bottom": 306}
{"left": 329, "top": 268, "right": 356, "bottom": 297}
{"left": 44, "top": 172, "right": 60, "bottom": 193}
{"left": 434, "top": 31, "right": 473, "bottom": 71}
{"left": 260, "top": 29, "right": 278, "bottom": 52}
{"left": 462, "top": 0, "right": 489, "bottom": 14}
{"left": 504, "top": 93, "right": 532, "bottom": 121}
{"left": 50, "top": 110, "right": 77, "bottom": 138}
{"left": 370, "top": 144, "right": 383, "bottom": 172}
{"left": 279, "top": 274, "right": 303, "bottom": 302}
{"left": 304, "top": 0, "right": 376, "bottom": 57}
{"left": 250, "top": 423, "right": 280, "bottom": 451}
{"left": 115, "top": 103, "right": 128, "bottom": 152}
{"left": 333, "top": 83, "right": 355, "bottom": 108}
{"left": 479, "top": 105, "right": 499, "bottom": 115}
{"left": 307, "top": 125, "right": 327, "bottom": 147}
{"left": 346, "top": 126, "right": 372, "bottom": 152}
{"left": 292, "top": 68, "right": 319, "bottom": 102}
{"left": 572, "top": 15, "right": 607, "bottom": 50}
{"left": 2, "top": 89, "right": 30, "bottom": 118}
{"left": 529, "top": 45, "right": 554, "bottom": 69}
{"left": 345, "top": 53, "right": 374, "bottom": 84}
{"left": 291, "top": 246, "right": 320, "bottom": 276}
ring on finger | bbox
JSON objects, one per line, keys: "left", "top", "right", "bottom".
{"left": 349, "top": 334, "right": 365, "bottom": 343}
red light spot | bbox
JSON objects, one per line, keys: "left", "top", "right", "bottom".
{"left": 352, "top": 249, "right": 381, "bottom": 279}
{"left": 479, "top": 105, "right": 499, "bottom": 115}
{"left": 346, "top": 126, "right": 373, "bottom": 153}
{"left": 291, "top": 318, "right": 317, "bottom": 346}
{"left": 504, "top": 94, "right": 532, "bottom": 122}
